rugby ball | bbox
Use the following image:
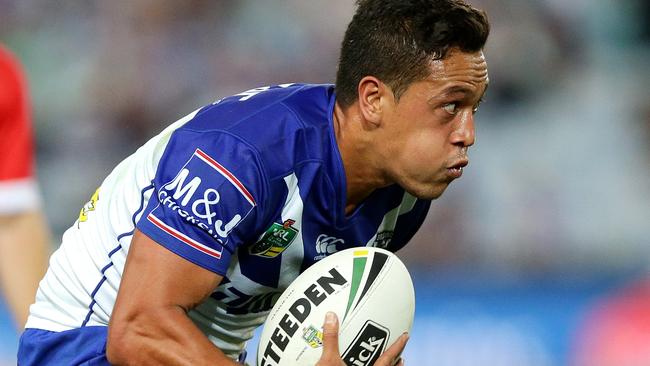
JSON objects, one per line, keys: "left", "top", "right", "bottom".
{"left": 257, "top": 247, "right": 415, "bottom": 366}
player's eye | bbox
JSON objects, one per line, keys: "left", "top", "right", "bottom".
{"left": 443, "top": 102, "right": 458, "bottom": 115}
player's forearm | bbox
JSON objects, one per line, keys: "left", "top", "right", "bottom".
{"left": 0, "top": 211, "right": 50, "bottom": 328}
{"left": 107, "top": 305, "right": 239, "bottom": 365}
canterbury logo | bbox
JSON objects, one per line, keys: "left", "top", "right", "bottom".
{"left": 315, "top": 234, "right": 344, "bottom": 255}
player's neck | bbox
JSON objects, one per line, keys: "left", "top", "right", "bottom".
{"left": 332, "top": 101, "right": 391, "bottom": 215}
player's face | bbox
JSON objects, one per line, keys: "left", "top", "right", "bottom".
{"left": 378, "top": 49, "right": 488, "bottom": 199}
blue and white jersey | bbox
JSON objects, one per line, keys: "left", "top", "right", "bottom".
{"left": 26, "top": 84, "right": 430, "bottom": 358}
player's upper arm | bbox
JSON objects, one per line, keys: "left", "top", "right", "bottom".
{"left": 116, "top": 229, "right": 223, "bottom": 312}
{"left": 107, "top": 229, "right": 239, "bottom": 365}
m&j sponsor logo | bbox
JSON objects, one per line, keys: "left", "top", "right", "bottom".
{"left": 148, "top": 148, "right": 256, "bottom": 258}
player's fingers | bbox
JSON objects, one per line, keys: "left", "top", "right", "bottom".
{"left": 374, "top": 332, "right": 409, "bottom": 366}
{"left": 319, "top": 312, "right": 341, "bottom": 360}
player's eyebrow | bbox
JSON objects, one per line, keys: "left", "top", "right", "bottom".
{"left": 428, "top": 85, "right": 475, "bottom": 104}
{"left": 439, "top": 85, "right": 473, "bottom": 97}
{"left": 444, "top": 83, "right": 489, "bottom": 101}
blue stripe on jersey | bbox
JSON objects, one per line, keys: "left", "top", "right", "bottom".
{"left": 81, "top": 183, "right": 154, "bottom": 327}
{"left": 81, "top": 266, "right": 111, "bottom": 327}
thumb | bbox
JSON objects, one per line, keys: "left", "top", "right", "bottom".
{"left": 320, "top": 311, "right": 340, "bottom": 359}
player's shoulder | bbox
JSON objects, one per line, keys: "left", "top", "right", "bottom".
{"left": 177, "top": 83, "right": 337, "bottom": 178}
{"left": 186, "top": 83, "right": 334, "bottom": 132}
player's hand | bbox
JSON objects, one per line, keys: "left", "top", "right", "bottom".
{"left": 315, "top": 312, "right": 345, "bottom": 366}
{"left": 316, "top": 312, "right": 408, "bottom": 366}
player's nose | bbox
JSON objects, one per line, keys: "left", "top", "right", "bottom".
{"left": 451, "top": 112, "right": 475, "bottom": 148}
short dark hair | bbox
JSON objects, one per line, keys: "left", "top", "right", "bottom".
{"left": 335, "top": 0, "right": 490, "bottom": 107}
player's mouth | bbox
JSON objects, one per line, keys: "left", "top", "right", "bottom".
{"left": 446, "top": 159, "right": 468, "bottom": 178}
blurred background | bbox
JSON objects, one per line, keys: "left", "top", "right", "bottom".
{"left": 1, "top": 0, "right": 649, "bottom": 364}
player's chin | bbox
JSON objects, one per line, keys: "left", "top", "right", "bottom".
{"left": 404, "top": 181, "right": 450, "bottom": 200}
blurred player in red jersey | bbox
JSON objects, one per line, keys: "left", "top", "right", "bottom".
{"left": 0, "top": 44, "right": 50, "bottom": 328}
{"left": 571, "top": 278, "right": 650, "bottom": 366}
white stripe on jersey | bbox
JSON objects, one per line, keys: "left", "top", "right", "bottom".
{"left": 365, "top": 192, "right": 418, "bottom": 247}
{"left": 277, "top": 173, "right": 306, "bottom": 288}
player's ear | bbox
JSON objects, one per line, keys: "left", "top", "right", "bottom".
{"left": 357, "top": 76, "right": 386, "bottom": 128}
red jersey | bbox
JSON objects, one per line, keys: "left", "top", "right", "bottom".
{"left": 0, "top": 44, "right": 39, "bottom": 213}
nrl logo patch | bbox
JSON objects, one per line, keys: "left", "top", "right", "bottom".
{"left": 302, "top": 324, "right": 323, "bottom": 348}
{"left": 249, "top": 219, "right": 298, "bottom": 258}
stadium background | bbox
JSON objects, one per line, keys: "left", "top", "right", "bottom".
{"left": 1, "top": 0, "right": 649, "bottom": 364}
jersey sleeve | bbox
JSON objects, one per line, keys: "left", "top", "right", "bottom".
{"left": 0, "top": 45, "right": 39, "bottom": 214}
{"left": 136, "top": 129, "right": 273, "bottom": 275}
